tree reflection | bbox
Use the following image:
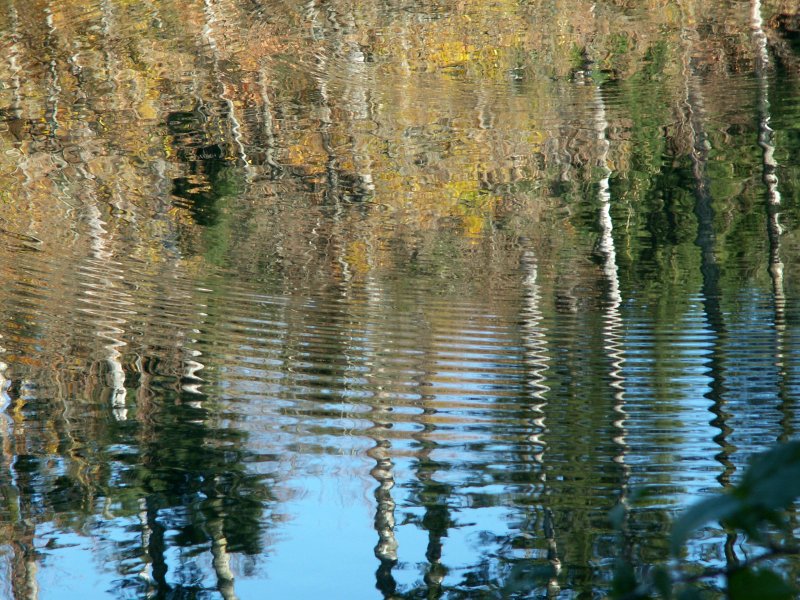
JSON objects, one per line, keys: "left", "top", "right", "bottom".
{"left": 1, "top": 0, "right": 800, "bottom": 597}
{"left": 678, "top": 2, "right": 741, "bottom": 571}
{"left": 110, "top": 372, "right": 274, "bottom": 597}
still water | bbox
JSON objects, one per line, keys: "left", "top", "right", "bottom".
{"left": 1, "top": 0, "right": 800, "bottom": 597}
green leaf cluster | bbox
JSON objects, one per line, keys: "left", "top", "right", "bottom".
{"left": 672, "top": 443, "right": 800, "bottom": 553}
{"left": 613, "top": 442, "right": 800, "bottom": 600}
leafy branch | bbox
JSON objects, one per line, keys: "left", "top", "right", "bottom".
{"left": 612, "top": 442, "right": 800, "bottom": 600}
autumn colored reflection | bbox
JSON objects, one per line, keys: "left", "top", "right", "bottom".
{"left": 1, "top": 0, "right": 800, "bottom": 597}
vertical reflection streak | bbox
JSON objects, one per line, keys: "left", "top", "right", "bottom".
{"left": 312, "top": 0, "right": 341, "bottom": 209}
{"left": 520, "top": 249, "right": 560, "bottom": 595}
{"left": 409, "top": 311, "right": 449, "bottom": 600}
{"left": 521, "top": 250, "right": 549, "bottom": 470}
{"left": 136, "top": 498, "right": 155, "bottom": 596}
{"left": 84, "top": 202, "right": 129, "bottom": 421}
{"left": 0, "top": 39, "right": 35, "bottom": 574}
{"left": 0, "top": 333, "right": 10, "bottom": 446}
{"left": 5, "top": 0, "right": 22, "bottom": 151}
{"left": 2, "top": 0, "right": 38, "bottom": 233}
{"left": 9, "top": 379, "right": 38, "bottom": 600}
{"left": 591, "top": 80, "right": 630, "bottom": 517}
{"left": 179, "top": 292, "right": 207, "bottom": 401}
{"left": 593, "top": 86, "right": 626, "bottom": 454}
{"left": 98, "top": 0, "right": 120, "bottom": 107}
{"left": 340, "top": 7, "right": 376, "bottom": 200}
{"left": 200, "top": 0, "right": 252, "bottom": 178}
{"left": 0, "top": 334, "right": 18, "bottom": 590}
{"left": 680, "top": 0, "right": 738, "bottom": 568}
{"left": 679, "top": 0, "right": 735, "bottom": 489}
{"left": 145, "top": 498, "right": 169, "bottom": 596}
{"left": 61, "top": 21, "right": 132, "bottom": 422}
{"left": 361, "top": 272, "right": 399, "bottom": 598}
{"left": 369, "top": 432, "right": 399, "bottom": 599}
{"left": 752, "top": 0, "right": 791, "bottom": 443}
{"left": 585, "top": 32, "right": 633, "bottom": 576}
{"left": 208, "top": 498, "right": 239, "bottom": 600}
{"left": 43, "top": 3, "right": 60, "bottom": 141}
{"left": 257, "top": 68, "right": 281, "bottom": 177}
{"left": 41, "top": 0, "right": 74, "bottom": 210}
{"left": 97, "top": 0, "right": 137, "bottom": 222}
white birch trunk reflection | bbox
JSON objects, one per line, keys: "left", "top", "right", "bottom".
{"left": 43, "top": 3, "right": 60, "bottom": 142}
{"left": 201, "top": 0, "right": 252, "bottom": 179}
{"left": 521, "top": 250, "right": 549, "bottom": 469}
{"left": 258, "top": 68, "right": 281, "bottom": 177}
{"left": 85, "top": 202, "right": 129, "bottom": 422}
{"left": 17, "top": 554, "right": 37, "bottom": 600}
{"left": 5, "top": 0, "right": 22, "bottom": 143}
{"left": 4, "top": 0, "right": 33, "bottom": 198}
{"left": 309, "top": 0, "right": 356, "bottom": 282}
{"left": 591, "top": 83, "right": 628, "bottom": 473}
{"left": 99, "top": 0, "right": 120, "bottom": 105}
{"left": 752, "top": 2, "right": 785, "bottom": 328}
{"left": 0, "top": 335, "right": 15, "bottom": 578}
{"left": 178, "top": 295, "right": 207, "bottom": 402}
{"left": 520, "top": 249, "right": 560, "bottom": 595}
{"left": 341, "top": 9, "right": 375, "bottom": 199}
{"left": 97, "top": 0, "right": 137, "bottom": 221}
{"left": 7, "top": 378, "right": 38, "bottom": 600}
{"left": 136, "top": 497, "right": 156, "bottom": 595}
{"left": 370, "top": 434, "right": 399, "bottom": 598}
{"left": 1, "top": 12, "right": 39, "bottom": 594}
{"left": 208, "top": 501, "right": 239, "bottom": 600}
{"left": 751, "top": 0, "right": 790, "bottom": 442}
{"left": 360, "top": 267, "right": 400, "bottom": 597}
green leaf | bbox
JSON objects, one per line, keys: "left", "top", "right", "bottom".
{"left": 609, "top": 503, "right": 626, "bottom": 530}
{"left": 651, "top": 566, "right": 672, "bottom": 599}
{"left": 739, "top": 442, "right": 800, "bottom": 512}
{"left": 729, "top": 568, "right": 796, "bottom": 600}
{"left": 611, "top": 562, "right": 638, "bottom": 599}
{"left": 675, "top": 589, "right": 705, "bottom": 600}
{"left": 725, "top": 506, "right": 785, "bottom": 541}
{"left": 670, "top": 494, "right": 742, "bottom": 555}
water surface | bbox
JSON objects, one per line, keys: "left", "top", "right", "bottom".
{"left": 1, "top": 0, "right": 800, "bottom": 597}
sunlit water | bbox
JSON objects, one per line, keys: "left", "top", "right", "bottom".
{"left": 1, "top": 0, "right": 800, "bottom": 598}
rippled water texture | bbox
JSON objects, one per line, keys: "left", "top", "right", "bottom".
{"left": 1, "top": 0, "right": 800, "bottom": 598}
